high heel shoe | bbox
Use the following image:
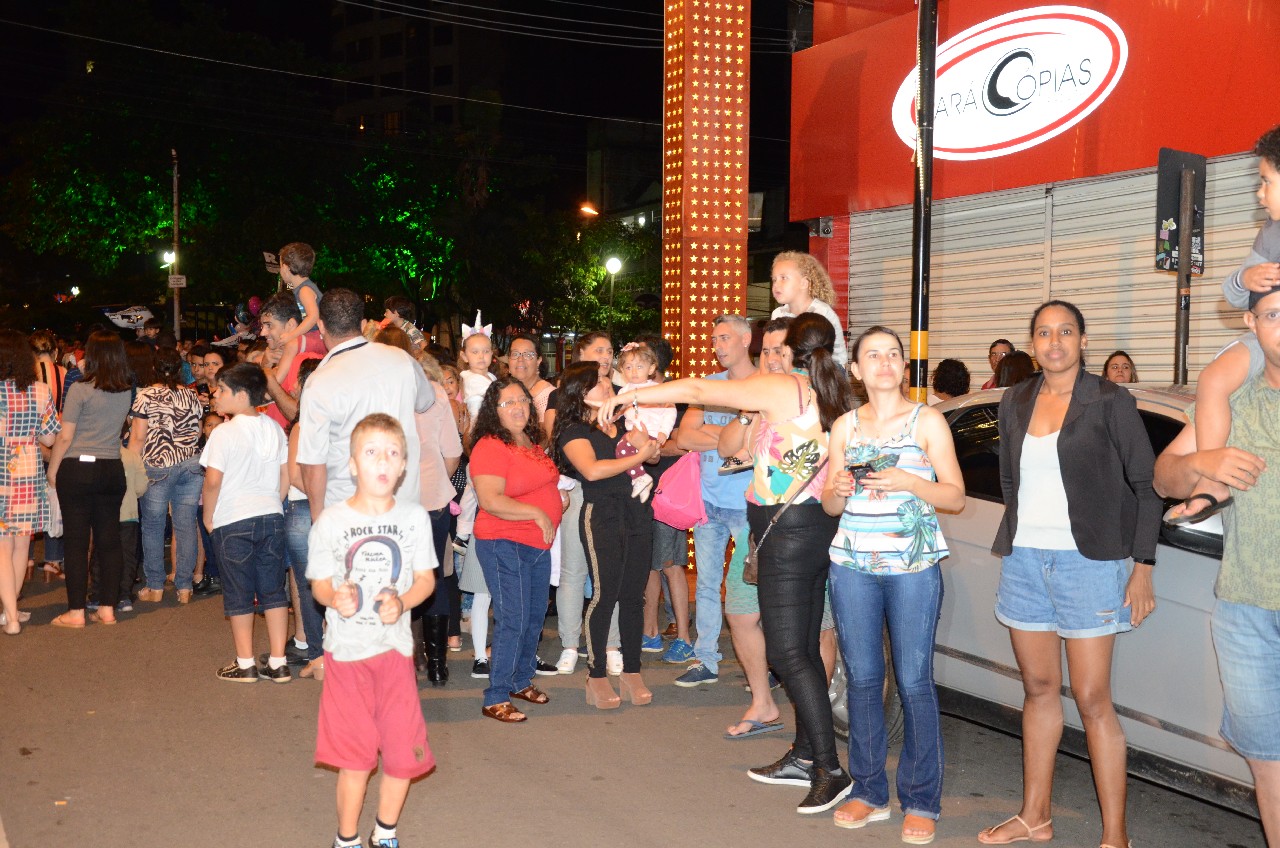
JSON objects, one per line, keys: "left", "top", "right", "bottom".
{"left": 585, "top": 676, "right": 621, "bottom": 710}
{"left": 618, "top": 672, "right": 653, "bottom": 705}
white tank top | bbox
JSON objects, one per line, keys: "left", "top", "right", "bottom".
{"left": 1012, "top": 431, "right": 1076, "bottom": 551}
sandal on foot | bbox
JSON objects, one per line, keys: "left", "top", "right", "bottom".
{"left": 1099, "top": 843, "right": 1132, "bottom": 848}
{"left": 481, "top": 702, "right": 527, "bottom": 723}
{"left": 833, "top": 799, "right": 891, "bottom": 830}
{"left": 724, "top": 719, "right": 785, "bottom": 740}
{"left": 89, "top": 611, "right": 118, "bottom": 625}
{"left": 1163, "top": 493, "right": 1233, "bottom": 526}
{"left": 978, "top": 815, "right": 1053, "bottom": 845}
{"left": 509, "top": 685, "right": 549, "bottom": 704}
{"left": 901, "top": 814, "right": 936, "bottom": 845}
{"left": 50, "top": 612, "right": 86, "bottom": 629}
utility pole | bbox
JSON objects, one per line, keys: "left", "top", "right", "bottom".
{"left": 908, "top": 0, "right": 938, "bottom": 402}
{"left": 171, "top": 148, "right": 181, "bottom": 339}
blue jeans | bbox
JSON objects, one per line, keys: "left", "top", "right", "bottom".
{"left": 141, "top": 457, "right": 203, "bottom": 591}
{"left": 1213, "top": 599, "right": 1280, "bottom": 760}
{"left": 691, "top": 502, "right": 747, "bottom": 674}
{"left": 829, "top": 564, "right": 944, "bottom": 818}
{"left": 475, "top": 538, "right": 552, "bottom": 707}
{"left": 285, "top": 498, "right": 323, "bottom": 661}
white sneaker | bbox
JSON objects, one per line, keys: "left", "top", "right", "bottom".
{"left": 606, "top": 649, "right": 623, "bottom": 676}
{"left": 556, "top": 648, "right": 579, "bottom": 674}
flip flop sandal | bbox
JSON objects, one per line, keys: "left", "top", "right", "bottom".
{"left": 509, "top": 685, "right": 550, "bottom": 704}
{"left": 1162, "top": 493, "right": 1234, "bottom": 526}
{"left": 723, "top": 719, "right": 785, "bottom": 740}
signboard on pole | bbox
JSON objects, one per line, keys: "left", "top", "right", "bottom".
{"left": 1155, "top": 148, "right": 1207, "bottom": 275}
{"left": 168, "top": 275, "right": 188, "bottom": 289}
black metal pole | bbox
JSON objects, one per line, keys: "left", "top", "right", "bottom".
{"left": 909, "top": 0, "right": 938, "bottom": 402}
{"left": 1174, "top": 166, "right": 1194, "bottom": 386}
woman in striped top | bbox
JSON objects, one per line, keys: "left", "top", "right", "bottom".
{"left": 821, "top": 325, "right": 964, "bottom": 844}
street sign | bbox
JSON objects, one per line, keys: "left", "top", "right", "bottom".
{"left": 168, "top": 275, "right": 187, "bottom": 288}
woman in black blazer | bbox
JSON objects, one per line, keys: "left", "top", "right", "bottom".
{"left": 978, "top": 301, "right": 1160, "bottom": 848}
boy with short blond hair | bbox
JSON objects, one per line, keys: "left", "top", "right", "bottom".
{"left": 308, "top": 413, "right": 438, "bottom": 848}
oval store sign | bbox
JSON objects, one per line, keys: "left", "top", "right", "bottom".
{"left": 891, "top": 6, "right": 1128, "bottom": 161}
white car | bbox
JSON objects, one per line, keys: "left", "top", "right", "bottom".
{"left": 829, "top": 386, "right": 1256, "bottom": 816}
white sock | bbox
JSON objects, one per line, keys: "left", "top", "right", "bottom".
{"left": 292, "top": 638, "right": 309, "bottom": 650}
{"left": 236, "top": 657, "right": 255, "bottom": 670}
{"left": 471, "top": 592, "right": 491, "bottom": 658}
{"left": 268, "top": 656, "right": 287, "bottom": 670}
{"left": 334, "top": 835, "right": 361, "bottom": 848}
{"left": 373, "top": 819, "right": 397, "bottom": 841}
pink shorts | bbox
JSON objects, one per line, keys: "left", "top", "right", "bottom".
{"left": 315, "top": 650, "right": 434, "bottom": 779}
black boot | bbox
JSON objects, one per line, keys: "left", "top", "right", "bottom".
{"left": 426, "top": 614, "right": 449, "bottom": 686}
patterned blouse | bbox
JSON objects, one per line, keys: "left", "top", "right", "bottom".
{"left": 747, "top": 376, "right": 829, "bottom": 506}
{"left": 130, "top": 385, "right": 203, "bottom": 468}
{"left": 0, "top": 381, "right": 61, "bottom": 535}
{"left": 829, "top": 404, "right": 948, "bottom": 574}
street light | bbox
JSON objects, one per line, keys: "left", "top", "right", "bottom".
{"left": 162, "top": 251, "right": 176, "bottom": 268}
{"left": 605, "top": 256, "right": 622, "bottom": 335}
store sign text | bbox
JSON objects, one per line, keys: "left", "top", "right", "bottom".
{"left": 891, "top": 6, "right": 1128, "bottom": 160}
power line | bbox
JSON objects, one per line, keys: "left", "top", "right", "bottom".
{"left": 382, "top": 0, "right": 662, "bottom": 33}
{"left": 0, "top": 18, "right": 791, "bottom": 144}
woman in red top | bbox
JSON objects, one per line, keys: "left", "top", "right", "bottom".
{"left": 470, "top": 377, "right": 567, "bottom": 723}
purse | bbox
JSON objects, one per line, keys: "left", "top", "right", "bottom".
{"left": 742, "top": 457, "right": 828, "bottom": 585}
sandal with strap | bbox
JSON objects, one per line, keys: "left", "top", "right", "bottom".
{"left": 902, "top": 814, "right": 936, "bottom": 845}
{"left": 509, "top": 685, "right": 549, "bottom": 704}
{"left": 481, "top": 702, "right": 527, "bottom": 723}
{"left": 978, "top": 815, "right": 1053, "bottom": 845}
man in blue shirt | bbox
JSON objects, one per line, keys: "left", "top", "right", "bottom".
{"left": 673, "top": 315, "right": 756, "bottom": 687}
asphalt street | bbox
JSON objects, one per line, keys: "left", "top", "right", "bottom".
{"left": 0, "top": 576, "right": 1266, "bottom": 848}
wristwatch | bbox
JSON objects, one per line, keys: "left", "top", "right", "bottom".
{"left": 1134, "top": 558, "right": 1156, "bottom": 567}
{"left": 737, "top": 411, "right": 751, "bottom": 426}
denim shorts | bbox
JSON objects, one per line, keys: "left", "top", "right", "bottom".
{"left": 651, "top": 519, "right": 688, "bottom": 571}
{"left": 995, "top": 546, "right": 1131, "bottom": 639}
{"left": 212, "top": 513, "right": 287, "bottom": 617}
{"left": 1212, "top": 599, "right": 1280, "bottom": 760}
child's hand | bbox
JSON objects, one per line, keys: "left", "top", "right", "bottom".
{"left": 334, "top": 582, "right": 360, "bottom": 618}
{"left": 1242, "top": 262, "right": 1280, "bottom": 293}
{"left": 374, "top": 589, "right": 403, "bottom": 624}
{"left": 625, "top": 420, "right": 651, "bottom": 448}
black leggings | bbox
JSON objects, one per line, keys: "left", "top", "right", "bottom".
{"left": 581, "top": 494, "right": 653, "bottom": 678}
{"left": 750, "top": 502, "right": 841, "bottom": 771}
{"left": 57, "top": 458, "right": 126, "bottom": 611}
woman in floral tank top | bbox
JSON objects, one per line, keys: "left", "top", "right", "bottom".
{"left": 821, "top": 326, "right": 965, "bottom": 843}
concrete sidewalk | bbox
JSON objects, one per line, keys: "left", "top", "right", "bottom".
{"left": 0, "top": 576, "right": 1264, "bottom": 847}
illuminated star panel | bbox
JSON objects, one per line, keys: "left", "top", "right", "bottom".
{"left": 662, "top": 0, "right": 750, "bottom": 378}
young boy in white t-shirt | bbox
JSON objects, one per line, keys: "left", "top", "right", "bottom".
{"left": 200, "top": 362, "right": 291, "bottom": 683}
{"left": 308, "top": 413, "right": 438, "bottom": 848}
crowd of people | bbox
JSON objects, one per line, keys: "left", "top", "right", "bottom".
{"left": 3, "top": 123, "right": 1280, "bottom": 848}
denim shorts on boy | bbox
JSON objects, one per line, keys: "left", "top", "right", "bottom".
{"left": 316, "top": 650, "right": 434, "bottom": 779}
{"left": 1212, "top": 599, "right": 1280, "bottom": 760}
{"left": 650, "top": 518, "right": 688, "bottom": 571}
{"left": 996, "top": 546, "right": 1132, "bottom": 638}
{"left": 213, "top": 513, "right": 287, "bottom": 617}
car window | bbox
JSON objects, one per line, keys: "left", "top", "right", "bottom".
{"left": 948, "top": 404, "right": 1002, "bottom": 502}
{"left": 1139, "top": 410, "right": 1183, "bottom": 458}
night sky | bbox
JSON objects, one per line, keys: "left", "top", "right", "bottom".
{"left": 0, "top": 1, "right": 793, "bottom": 205}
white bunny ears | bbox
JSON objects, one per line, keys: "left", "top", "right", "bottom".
{"left": 461, "top": 309, "right": 492, "bottom": 340}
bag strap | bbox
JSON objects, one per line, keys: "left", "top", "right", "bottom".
{"left": 753, "top": 456, "right": 828, "bottom": 549}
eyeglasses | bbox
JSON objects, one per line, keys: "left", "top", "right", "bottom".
{"left": 497, "top": 397, "right": 531, "bottom": 409}
{"left": 1252, "top": 308, "right": 1280, "bottom": 327}
{"left": 988, "top": 351, "right": 1009, "bottom": 361}
{"left": 509, "top": 351, "right": 538, "bottom": 361}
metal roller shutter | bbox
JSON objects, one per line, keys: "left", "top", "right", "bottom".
{"left": 845, "top": 152, "right": 1261, "bottom": 388}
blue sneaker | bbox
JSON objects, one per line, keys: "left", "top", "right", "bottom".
{"left": 674, "top": 662, "right": 718, "bottom": 688}
{"left": 641, "top": 634, "right": 664, "bottom": 653}
{"left": 661, "top": 638, "right": 694, "bottom": 664}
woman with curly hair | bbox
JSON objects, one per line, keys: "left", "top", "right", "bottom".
{"left": 469, "top": 376, "right": 566, "bottom": 722}
{"left": 0, "top": 330, "right": 61, "bottom": 634}
{"left": 770, "top": 251, "right": 849, "bottom": 366}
